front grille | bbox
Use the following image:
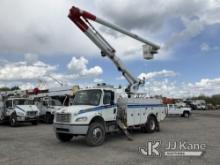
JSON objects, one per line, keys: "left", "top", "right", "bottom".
{"left": 26, "top": 111, "right": 37, "bottom": 117}
{"left": 56, "top": 113, "right": 71, "bottom": 123}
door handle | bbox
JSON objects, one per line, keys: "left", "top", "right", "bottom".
{"left": 113, "top": 108, "right": 116, "bottom": 114}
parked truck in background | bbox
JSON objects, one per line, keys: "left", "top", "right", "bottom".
{"left": 167, "top": 104, "right": 191, "bottom": 118}
{"left": 35, "top": 97, "right": 65, "bottom": 124}
{"left": 35, "top": 95, "right": 74, "bottom": 124}
{"left": 0, "top": 96, "right": 40, "bottom": 126}
{"left": 31, "top": 86, "right": 78, "bottom": 124}
{"left": 188, "top": 100, "right": 207, "bottom": 110}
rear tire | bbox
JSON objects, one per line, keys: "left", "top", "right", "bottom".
{"left": 56, "top": 133, "right": 73, "bottom": 142}
{"left": 143, "top": 116, "right": 157, "bottom": 133}
{"left": 10, "top": 113, "right": 17, "bottom": 127}
{"left": 183, "top": 111, "right": 190, "bottom": 118}
{"left": 86, "top": 122, "right": 105, "bottom": 146}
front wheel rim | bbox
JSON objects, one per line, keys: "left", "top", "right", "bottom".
{"left": 92, "top": 127, "right": 103, "bottom": 142}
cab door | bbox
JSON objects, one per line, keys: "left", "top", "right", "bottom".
{"left": 168, "top": 104, "right": 176, "bottom": 115}
{"left": 101, "top": 90, "right": 116, "bottom": 121}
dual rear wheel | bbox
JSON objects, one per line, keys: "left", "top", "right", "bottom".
{"left": 141, "top": 116, "right": 159, "bottom": 133}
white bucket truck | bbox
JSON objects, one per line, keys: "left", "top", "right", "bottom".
{"left": 32, "top": 86, "right": 77, "bottom": 123}
{"left": 0, "top": 96, "right": 40, "bottom": 127}
{"left": 53, "top": 6, "right": 166, "bottom": 146}
{"left": 54, "top": 85, "right": 166, "bottom": 146}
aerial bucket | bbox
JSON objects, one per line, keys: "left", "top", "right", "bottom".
{"left": 143, "top": 45, "right": 155, "bottom": 60}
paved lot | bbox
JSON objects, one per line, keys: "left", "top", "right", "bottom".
{"left": 0, "top": 110, "right": 220, "bottom": 165}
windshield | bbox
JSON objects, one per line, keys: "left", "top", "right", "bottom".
{"left": 73, "top": 90, "right": 102, "bottom": 106}
{"left": 49, "top": 99, "right": 62, "bottom": 106}
{"left": 13, "top": 99, "right": 34, "bottom": 106}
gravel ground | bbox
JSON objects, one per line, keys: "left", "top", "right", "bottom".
{"left": 0, "top": 110, "right": 220, "bottom": 165}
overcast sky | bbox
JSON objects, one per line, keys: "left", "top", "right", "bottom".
{"left": 0, "top": 0, "right": 220, "bottom": 98}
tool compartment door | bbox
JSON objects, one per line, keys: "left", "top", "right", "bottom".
{"left": 140, "top": 107, "right": 148, "bottom": 124}
{"left": 127, "top": 106, "right": 140, "bottom": 126}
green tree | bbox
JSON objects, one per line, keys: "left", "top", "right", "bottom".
{"left": 0, "top": 87, "right": 11, "bottom": 92}
{"left": 10, "top": 86, "right": 20, "bottom": 91}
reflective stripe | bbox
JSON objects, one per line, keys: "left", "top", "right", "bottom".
{"left": 78, "top": 104, "right": 165, "bottom": 114}
{"left": 15, "top": 106, "right": 25, "bottom": 112}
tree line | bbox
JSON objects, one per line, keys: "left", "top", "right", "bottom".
{"left": 0, "top": 86, "right": 20, "bottom": 92}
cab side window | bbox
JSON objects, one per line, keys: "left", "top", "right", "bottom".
{"left": 103, "top": 91, "right": 114, "bottom": 105}
{"left": 6, "top": 100, "right": 12, "bottom": 108}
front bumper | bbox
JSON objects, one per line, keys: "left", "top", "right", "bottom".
{"left": 16, "top": 116, "right": 38, "bottom": 122}
{"left": 54, "top": 123, "right": 88, "bottom": 135}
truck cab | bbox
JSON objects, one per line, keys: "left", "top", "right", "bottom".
{"left": 53, "top": 86, "right": 166, "bottom": 146}
{"left": 35, "top": 95, "right": 75, "bottom": 124}
{"left": 1, "top": 97, "right": 40, "bottom": 126}
{"left": 36, "top": 97, "right": 64, "bottom": 124}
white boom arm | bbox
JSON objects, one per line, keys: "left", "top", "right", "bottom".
{"left": 68, "top": 6, "right": 160, "bottom": 95}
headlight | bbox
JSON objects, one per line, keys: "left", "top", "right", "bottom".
{"left": 75, "top": 117, "right": 88, "bottom": 122}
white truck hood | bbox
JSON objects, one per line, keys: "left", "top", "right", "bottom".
{"left": 48, "top": 106, "right": 64, "bottom": 113}
{"left": 57, "top": 105, "right": 96, "bottom": 114}
{"left": 16, "top": 105, "right": 39, "bottom": 112}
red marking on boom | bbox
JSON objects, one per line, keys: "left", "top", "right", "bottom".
{"left": 68, "top": 6, "right": 96, "bottom": 32}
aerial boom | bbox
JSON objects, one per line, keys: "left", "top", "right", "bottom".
{"left": 68, "top": 6, "right": 160, "bottom": 95}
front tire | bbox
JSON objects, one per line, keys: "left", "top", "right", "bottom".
{"left": 86, "top": 122, "right": 105, "bottom": 146}
{"left": 10, "top": 113, "right": 17, "bottom": 127}
{"left": 56, "top": 133, "right": 73, "bottom": 142}
{"left": 45, "top": 113, "right": 53, "bottom": 124}
{"left": 31, "top": 120, "right": 38, "bottom": 125}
